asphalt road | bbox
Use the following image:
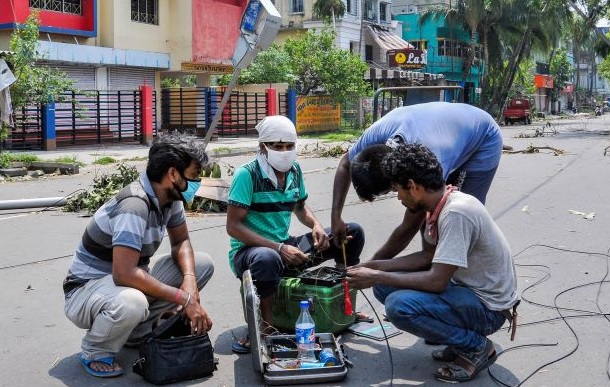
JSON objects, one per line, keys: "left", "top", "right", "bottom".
{"left": 1, "top": 114, "right": 609, "bottom": 386}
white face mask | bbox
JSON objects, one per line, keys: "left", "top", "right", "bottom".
{"left": 265, "top": 145, "right": 297, "bottom": 172}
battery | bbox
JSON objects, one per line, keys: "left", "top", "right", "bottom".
{"left": 318, "top": 348, "right": 338, "bottom": 366}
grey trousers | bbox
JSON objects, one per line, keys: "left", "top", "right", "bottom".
{"left": 64, "top": 252, "right": 214, "bottom": 360}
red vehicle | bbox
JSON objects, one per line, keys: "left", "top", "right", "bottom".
{"left": 503, "top": 98, "right": 532, "bottom": 125}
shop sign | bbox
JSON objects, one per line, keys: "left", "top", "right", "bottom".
{"left": 534, "top": 74, "right": 554, "bottom": 88}
{"left": 181, "top": 62, "right": 233, "bottom": 73}
{"left": 388, "top": 49, "right": 426, "bottom": 69}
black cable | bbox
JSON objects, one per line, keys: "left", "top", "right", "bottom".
{"left": 487, "top": 244, "right": 610, "bottom": 386}
{"left": 358, "top": 290, "right": 394, "bottom": 387}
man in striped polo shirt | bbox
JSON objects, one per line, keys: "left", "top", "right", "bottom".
{"left": 63, "top": 133, "right": 215, "bottom": 378}
{"left": 226, "top": 115, "right": 365, "bottom": 354}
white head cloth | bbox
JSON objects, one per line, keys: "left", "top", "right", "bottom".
{"left": 255, "top": 115, "right": 297, "bottom": 144}
{"left": 255, "top": 115, "right": 297, "bottom": 188}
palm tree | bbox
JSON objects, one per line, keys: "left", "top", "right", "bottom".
{"left": 313, "top": 0, "right": 346, "bottom": 30}
{"left": 485, "top": 0, "right": 571, "bottom": 114}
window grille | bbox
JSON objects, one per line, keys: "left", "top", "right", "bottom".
{"left": 291, "top": 0, "right": 303, "bottom": 13}
{"left": 131, "top": 0, "right": 158, "bottom": 25}
{"left": 30, "top": 0, "right": 82, "bottom": 15}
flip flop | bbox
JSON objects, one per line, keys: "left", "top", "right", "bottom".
{"left": 355, "top": 311, "right": 374, "bottom": 323}
{"left": 78, "top": 354, "right": 123, "bottom": 378}
{"left": 231, "top": 337, "right": 251, "bottom": 354}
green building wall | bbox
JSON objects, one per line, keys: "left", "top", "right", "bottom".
{"left": 395, "top": 14, "right": 482, "bottom": 104}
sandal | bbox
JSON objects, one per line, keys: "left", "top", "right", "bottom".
{"left": 435, "top": 339, "right": 497, "bottom": 383}
{"left": 432, "top": 346, "right": 458, "bottom": 362}
{"left": 231, "top": 336, "right": 251, "bottom": 354}
{"left": 355, "top": 311, "right": 374, "bottom": 323}
{"left": 78, "top": 354, "right": 123, "bottom": 378}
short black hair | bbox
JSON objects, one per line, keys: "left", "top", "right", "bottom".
{"left": 350, "top": 144, "right": 393, "bottom": 201}
{"left": 146, "top": 132, "right": 209, "bottom": 183}
{"left": 381, "top": 143, "right": 444, "bottom": 191}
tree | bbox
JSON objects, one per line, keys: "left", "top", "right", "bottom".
{"left": 221, "top": 29, "right": 370, "bottom": 103}
{"left": 549, "top": 48, "right": 573, "bottom": 104}
{"left": 283, "top": 29, "right": 370, "bottom": 102}
{"left": 312, "top": 0, "right": 346, "bottom": 30}
{"left": 1, "top": 12, "right": 76, "bottom": 155}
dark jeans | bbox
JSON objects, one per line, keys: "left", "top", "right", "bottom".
{"left": 447, "top": 166, "right": 498, "bottom": 205}
{"left": 232, "top": 223, "right": 365, "bottom": 298}
{"left": 373, "top": 282, "right": 506, "bottom": 352}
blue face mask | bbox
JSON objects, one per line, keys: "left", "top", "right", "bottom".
{"left": 180, "top": 177, "right": 201, "bottom": 204}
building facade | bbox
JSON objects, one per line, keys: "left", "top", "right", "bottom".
{"left": 0, "top": 0, "right": 249, "bottom": 91}
{"left": 392, "top": 0, "right": 481, "bottom": 103}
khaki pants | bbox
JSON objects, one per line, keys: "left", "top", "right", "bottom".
{"left": 64, "top": 252, "right": 214, "bottom": 360}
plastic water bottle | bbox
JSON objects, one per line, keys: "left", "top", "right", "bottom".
{"left": 295, "top": 300, "right": 316, "bottom": 363}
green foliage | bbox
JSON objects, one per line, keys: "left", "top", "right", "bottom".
{"left": 599, "top": 55, "right": 610, "bottom": 84}
{"left": 549, "top": 49, "right": 572, "bottom": 102}
{"left": 1, "top": 13, "right": 78, "bottom": 150}
{"left": 8, "top": 13, "right": 77, "bottom": 109}
{"left": 0, "top": 152, "right": 40, "bottom": 168}
{"left": 189, "top": 197, "right": 227, "bottom": 213}
{"left": 63, "top": 164, "right": 139, "bottom": 213}
{"left": 0, "top": 152, "right": 11, "bottom": 168}
{"left": 93, "top": 156, "right": 117, "bottom": 165}
{"left": 52, "top": 155, "right": 83, "bottom": 166}
{"left": 219, "top": 44, "right": 294, "bottom": 85}
{"left": 509, "top": 59, "right": 535, "bottom": 97}
{"left": 312, "top": 0, "right": 346, "bottom": 23}
{"left": 284, "top": 29, "right": 370, "bottom": 102}
{"left": 219, "top": 29, "right": 370, "bottom": 102}
{"left": 161, "top": 75, "right": 197, "bottom": 88}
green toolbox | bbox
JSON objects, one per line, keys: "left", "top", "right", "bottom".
{"left": 272, "top": 267, "right": 357, "bottom": 335}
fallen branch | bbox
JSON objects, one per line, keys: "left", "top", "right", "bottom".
{"left": 504, "top": 145, "right": 565, "bottom": 156}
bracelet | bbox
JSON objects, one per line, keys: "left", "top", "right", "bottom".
{"left": 277, "top": 243, "right": 284, "bottom": 254}
{"left": 173, "top": 289, "right": 183, "bottom": 305}
{"left": 184, "top": 273, "right": 196, "bottom": 277}
{"left": 183, "top": 292, "right": 192, "bottom": 309}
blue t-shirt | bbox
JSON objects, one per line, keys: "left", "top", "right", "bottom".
{"left": 348, "top": 102, "right": 503, "bottom": 179}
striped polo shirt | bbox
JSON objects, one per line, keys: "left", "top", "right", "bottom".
{"left": 227, "top": 159, "right": 308, "bottom": 273}
{"left": 65, "top": 173, "right": 185, "bottom": 284}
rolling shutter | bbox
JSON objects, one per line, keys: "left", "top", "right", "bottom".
{"left": 37, "top": 62, "right": 96, "bottom": 91}
{"left": 108, "top": 67, "right": 156, "bottom": 90}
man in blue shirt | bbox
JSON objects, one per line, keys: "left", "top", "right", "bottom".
{"left": 331, "top": 102, "right": 502, "bottom": 256}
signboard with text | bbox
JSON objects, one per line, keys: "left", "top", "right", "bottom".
{"left": 534, "top": 74, "right": 554, "bottom": 88}
{"left": 388, "top": 49, "right": 426, "bottom": 69}
{"left": 296, "top": 96, "right": 341, "bottom": 133}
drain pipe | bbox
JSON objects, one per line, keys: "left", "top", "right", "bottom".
{"left": 0, "top": 197, "right": 67, "bottom": 210}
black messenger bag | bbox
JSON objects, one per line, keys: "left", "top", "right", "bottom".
{"left": 132, "top": 311, "right": 217, "bottom": 385}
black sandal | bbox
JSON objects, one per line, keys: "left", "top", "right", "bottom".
{"left": 435, "top": 339, "right": 497, "bottom": 383}
{"left": 431, "top": 346, "right": 458, "bottom": 362}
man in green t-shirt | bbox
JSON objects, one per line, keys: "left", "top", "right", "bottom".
{"left": 226, "top": 115, "right": 365, "bottom": 354}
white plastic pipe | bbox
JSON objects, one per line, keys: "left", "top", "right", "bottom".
{"left": 0, "top": 197, "right": 67, "bottom": 210}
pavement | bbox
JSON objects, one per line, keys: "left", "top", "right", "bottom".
{"left": 1, "top": 115, "right": 610, "bottom": 387}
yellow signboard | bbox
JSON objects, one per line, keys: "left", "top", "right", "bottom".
{"left": 296, "top": 96, "right": 341, "bottom": 134}
{"left": 180, "top": 62, "right": 233, "bottom": 74}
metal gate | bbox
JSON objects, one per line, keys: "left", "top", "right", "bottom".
{"left": 372, "top": 86, "right": 465, "bottom": 121}
{"left": 161, "top": 87, "right": 284, "bottom": 138}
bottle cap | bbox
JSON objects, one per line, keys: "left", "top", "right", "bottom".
{"left": 300, "top": 300, "right": 309, "bottom": 308}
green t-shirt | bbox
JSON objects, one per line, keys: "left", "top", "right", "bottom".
{"left": 227, "top": 159, "right": 308, "bottom": 274}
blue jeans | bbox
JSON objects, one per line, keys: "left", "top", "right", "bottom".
{"left": 447, "top": 166, "right": 498, "bottom": 205}
{"left": 373, "top": 282, "right": 506, "bottom": 352}
{"left": 233, "top": 223, "right": 365, "bottom": 298}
